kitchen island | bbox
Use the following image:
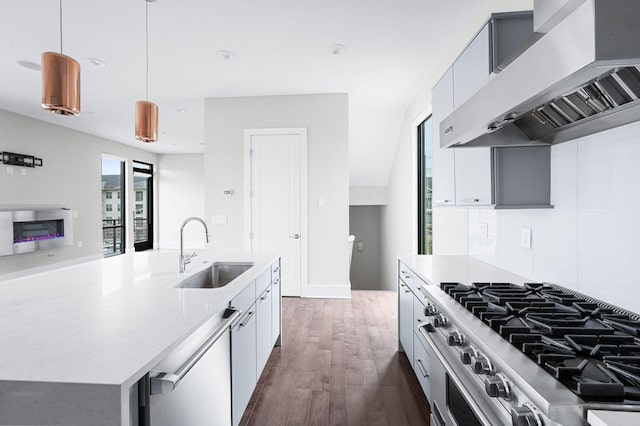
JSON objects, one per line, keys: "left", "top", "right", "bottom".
{"left": 0, "top": 251, "right": 280, "bottom": 425}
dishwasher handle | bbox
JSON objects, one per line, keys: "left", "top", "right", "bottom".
{"left": 149, "top": 308, "right": 242, "bottom": 395}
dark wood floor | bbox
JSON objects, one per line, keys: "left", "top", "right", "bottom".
{"left": 240, "top": 291, "right": 430, "bottom": 426}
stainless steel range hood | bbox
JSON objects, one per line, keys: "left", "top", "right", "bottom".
{"left": 440, "top": 0, "right": 640, "bottom": 149}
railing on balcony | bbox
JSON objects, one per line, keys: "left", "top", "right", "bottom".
{"left": 102, "top": 219, "right": 123, "bottom": 256}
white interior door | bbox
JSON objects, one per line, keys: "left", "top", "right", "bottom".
{"left": 247, "top": 129, "right": 306, "bottom": 297}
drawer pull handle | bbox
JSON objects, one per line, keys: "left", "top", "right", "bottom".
{"left": 239, "top": 311, "right": 255, "bottom": 328}
{"left": 416, "top": 359, "right": 429, "bottom": 378}
{"left": 260, "top": 290, "right": 271, "bottom": 301}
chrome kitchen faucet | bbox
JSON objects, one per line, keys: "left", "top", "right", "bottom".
{"left": 179, "top": 217, "right": 209, "bottom": 273}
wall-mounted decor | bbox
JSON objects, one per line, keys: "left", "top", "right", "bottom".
{"left": 1, "top": 152, "right": 43, "bottom": 168}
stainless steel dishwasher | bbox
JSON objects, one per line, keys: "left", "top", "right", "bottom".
{"left": 138, "top": 307, "right": 241, "bottom": 426}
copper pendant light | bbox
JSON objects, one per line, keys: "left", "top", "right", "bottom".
{"left": 42, "top": 0, "right": 80, "bottom": 115}
{"left": 135, "top": 0, "right": 158, "bottom": 142}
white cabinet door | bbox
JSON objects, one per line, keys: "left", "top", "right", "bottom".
{"left": 432, "top": 67, "right": 456, "bottom": 206}
{"left": 454, "top": 148, "right": 493, "bottom": 206}
{"left": 256, "top": 285, "right": 273, "bottom": 377}
{"left": 271, "top": 274, "right": 281, "bottom": 346}
{"left": 413, "top": 335, "right": 432, "bottom": 404}
{"left": 453, "top": 23, "right": 490, "bottom": 108}
{"left": 398, "top": 279, "right": 414, "bottom": 366}
{"left": 231, "top": 307, "right": 257, "bottom": 426}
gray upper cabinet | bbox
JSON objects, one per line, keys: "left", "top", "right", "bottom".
{"left": 453, "top": 24, "right": 490, "bottom": 109}
{"left": 431, "top": 10, "right": 551, "bottom": 209}
{"left": 432, "top": 68, "right": 456, "bottom": 206}
{"left": 453, "top": 11, "right": 534, "bottom": 110}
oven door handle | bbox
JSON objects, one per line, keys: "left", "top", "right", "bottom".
{"left": 419, "top": 327, "right": 495, "bottom": 426}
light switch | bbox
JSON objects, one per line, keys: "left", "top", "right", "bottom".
{"left": 318, "top": 197, "right": 326, "bottom": 208}
{"left": 356, "top": 240, "right": 364, "bottom": 252}
{"left": 212, "top": 215, "right": 228, "bottom": 225}
{"left": 521, "top": 227, "right": 532, "bottom": 249}
{"left": 21, "top": 168, "right": 27, "bottom": 176}
{"left": 6, "top": 166, "right": 13, "bottom": 175}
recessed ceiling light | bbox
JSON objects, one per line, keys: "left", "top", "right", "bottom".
{"left": 87, "top": 57, "right": 107, "bottom": 68}
{"left": 85, "top": 110, "right": 99, "bottom": 117}
{"left": 175, "top": 108, "right": 186, "bottom": 113}
{"left": 217, "top": 50, "right": 236, "bottom": 61}
{"left": 17, "top": 60, "right": 41, "bottom": 71}
{"left": 329, "top": 44, "right": 345, "bottom": 55}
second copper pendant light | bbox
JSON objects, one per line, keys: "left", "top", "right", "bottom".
{"left": 135, "top": 0, "right": 158, "bottom": 143}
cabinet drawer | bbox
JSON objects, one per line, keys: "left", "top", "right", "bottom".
{"left": 398, "top": 264, "right": 414, "bottom": 288}
{"left": 256, "top": 268, "right": 271, "bottom": 296}
{"left": 271, "top": 261, "right": 280, "bottom": 281}
{"left": 232, "top": 280, "right": 256, "bottom": 314}
{"left": 414, "top": 337, "right": 432, "bottom": 403}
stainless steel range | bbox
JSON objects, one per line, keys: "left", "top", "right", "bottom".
{"left": 417, "top": 280, "right": 640, "bottom": 426}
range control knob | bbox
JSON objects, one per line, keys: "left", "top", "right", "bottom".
{"left": 484, "top": 373, "right": 512, "bottom": 400}
{"left": 447, "top": 330, "right": 465, "bottom": 347}
{"left": 471, "top": 354, "right": 495, "bottom": 375}
{"left": 433, "top": 314, "right": 448, "bottom": 328}
{"left": 460, "top": 346, "right": 479, "bottom": 364}
{"left": 424, "top": 303, "right": 438, "bottom": 316}
{"left": 511, "top": 404, "right": 543, "bottom": 426}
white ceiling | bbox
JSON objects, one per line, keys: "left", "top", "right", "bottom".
{"left": 1, "top": 0, "right": 497, "bottom": 186}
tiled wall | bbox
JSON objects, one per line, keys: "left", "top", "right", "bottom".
{"left": 469, "top": 121, "right": 640, "bottom": 314}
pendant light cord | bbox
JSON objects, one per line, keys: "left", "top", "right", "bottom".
{"left": 145, "top": 0, "right": 149, "bottom": 101}
{"left": 59, "top": 0, "right": 63, "bottom": 54}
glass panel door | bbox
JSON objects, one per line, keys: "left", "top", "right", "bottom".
{"left": 133, "top": 161, "right": 153, "bottom": 251}
{"left": 102, "top": 156, "right": 125, "bottom": 256}
{"left": 418, "top": 116, "right": 433, "bottom": 254}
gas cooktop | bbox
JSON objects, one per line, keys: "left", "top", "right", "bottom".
{"left": 440, "top": 282, "right": 640, "bottom": 405}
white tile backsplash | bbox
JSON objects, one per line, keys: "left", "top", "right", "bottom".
{"left": 468, "top": 120, "right": 640, "bottom": 313}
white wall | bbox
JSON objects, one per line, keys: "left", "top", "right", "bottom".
{"left": 157, "top": 154, "right": 205, "bottom": 250}
{"left": 0, "top": 109, "right": 157, "bottom": 276}
{"left": 349, "top": 206, "right": 382, "bottom": 290}
{"left": 204, "top": 94, "right": 350, "bottom": 298}
{"left": 349, "top": 186, "right": 387, "bottom": 205}
{"left": 469, "top": 121, "right": 640, "bottom": 314}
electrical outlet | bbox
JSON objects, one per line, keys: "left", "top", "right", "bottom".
{"left": 480, "top": 223, "right": 488, "bottom": 238}
{"left": 6, "top": 166, "right": 13, "bottom": 175}
{"left": 318, "top": 197, "right": 326, "bottom": 208}
{"left": 77, "top": 241, "right": 83, "bottom": 248}
{"left": 521, "top": 227, "right": 532, "bottom": 249}
{"left": 21, "top": 168, "right": 27, "bottom": 176}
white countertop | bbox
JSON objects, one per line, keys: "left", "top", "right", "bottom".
{"left": 398, "top": 254, "right": 534, "bottom": 286}
{"left": 0, "top": 251, "right": 277, "bottom": 389}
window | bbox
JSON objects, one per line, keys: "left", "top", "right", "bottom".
{"left": 102, "top": 156, "right": 126, "bottom": 257}
{"left": 133, "top": 160, "right": 154, "bottom": 252}
{"left": 117, "top": 191, "right": 121, "bottom": 199}
{"left": 418, "top": 116, "right": 433, "bottom": 254}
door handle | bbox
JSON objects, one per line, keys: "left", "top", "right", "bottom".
{"left": 289, "top": 234, "right": 300, "bottom": 239}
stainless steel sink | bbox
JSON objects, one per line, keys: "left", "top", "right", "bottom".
{"left": 176, "top": 262, "right": 253, "bottom": 289}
